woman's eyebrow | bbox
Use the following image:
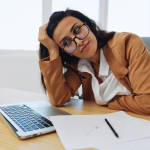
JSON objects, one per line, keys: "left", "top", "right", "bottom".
{"left": 60, "top": 22, "right": 78, "bottom": 44}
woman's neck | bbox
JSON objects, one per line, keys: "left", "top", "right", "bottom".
{"left": 87, "top": 49, "right": 100, "bottom": 65}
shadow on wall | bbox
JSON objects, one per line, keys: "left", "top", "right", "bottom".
{"left": 0, "top": 51, "right": 45, "bottom": 94}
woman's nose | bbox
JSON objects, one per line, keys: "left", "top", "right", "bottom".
{"left": 75, "top": 38, "right": 83, "bottom": 46}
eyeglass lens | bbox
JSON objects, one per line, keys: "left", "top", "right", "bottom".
{"left": 64, "top": 25, "right": 89, "bottom": 54}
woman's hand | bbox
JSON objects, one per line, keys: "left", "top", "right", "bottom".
{"left": 38, "top": 23, "right": 60, "bottom": 60}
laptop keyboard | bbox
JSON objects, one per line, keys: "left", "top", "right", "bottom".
{"left": 0, "top": 105, "right": 53, "bottom": 132}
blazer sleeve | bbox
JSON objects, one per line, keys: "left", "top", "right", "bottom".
{"left": 38, "top": 56, "right": 81, "bottom": 106}
{"left": 108, "top": 33, "right": 150, "bottom": 115}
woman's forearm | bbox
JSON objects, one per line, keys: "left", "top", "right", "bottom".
{"left": 108, "top": 94, "right": 150, "bottom": 115}
{"left": 38, "top": 57, "right": 81, "bottom": 106}
{"left": 49, "top": 49, "right": 60, "bottom": 61}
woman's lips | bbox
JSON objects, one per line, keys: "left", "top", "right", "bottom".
{"left": 81, "top": 42, "right": 89, "bottom": 52}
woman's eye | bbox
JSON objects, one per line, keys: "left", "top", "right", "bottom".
{"left": 64, "top": 40, "right": 70, "bottom": 46}
{"left": 74, "top": 27, "right": 80, "bottom": 34}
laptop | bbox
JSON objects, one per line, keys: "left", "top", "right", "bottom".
{"left": 0, "top": 101, "right": 70, "bottom": 139}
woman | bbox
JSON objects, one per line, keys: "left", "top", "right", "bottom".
{"left": 38, "top": 9, "right": 150, "bottom": 115}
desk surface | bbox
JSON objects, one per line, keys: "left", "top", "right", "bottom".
{"left": 0, "top": 88, "right": 150, "bottom": 150}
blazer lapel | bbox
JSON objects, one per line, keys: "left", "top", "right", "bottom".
{"left": 103, "top": 44, "right": 133, "bottom": 93}
{"left": 69, "top": 60, "right": 91, "bottom": 78}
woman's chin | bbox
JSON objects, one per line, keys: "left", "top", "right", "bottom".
{"left": 86, "top": 48, "right": 98, "bottom": 59}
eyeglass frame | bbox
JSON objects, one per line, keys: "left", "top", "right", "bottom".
{"left": 62, "top": 22, "right": 90, "bottom": 54}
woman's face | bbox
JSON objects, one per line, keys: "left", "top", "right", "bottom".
{"left": 53, "top": 16, "right": 98, "bottom": 59}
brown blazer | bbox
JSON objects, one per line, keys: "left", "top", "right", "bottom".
{"left": 39, "top": 32, "right": 150, "bottom": 115}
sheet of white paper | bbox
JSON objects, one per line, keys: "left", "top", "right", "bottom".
{"left": 95, "top": 118, "right": 150, "bottom": 150}
{"left": 50, "top": 111, "right": 150, "bottom": 150}
{"left": 96, "top": 138, "right": 150, "bottom": 150}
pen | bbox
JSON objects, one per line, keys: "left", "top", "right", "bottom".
{"left": 105, "top": 118, "right": 119, "bottom": 138}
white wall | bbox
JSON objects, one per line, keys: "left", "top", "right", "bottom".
{"left": 0, "top": 50, "right": 45, "bottom": 94}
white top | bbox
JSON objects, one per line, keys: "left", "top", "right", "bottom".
{"left": 77, "top": 49, "right": 131, "bottom": 105}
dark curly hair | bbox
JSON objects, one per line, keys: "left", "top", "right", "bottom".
{"left": 39, "top": 9, "right": 115, "bottom": 92}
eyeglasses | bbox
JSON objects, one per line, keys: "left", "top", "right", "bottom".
{"left": 62, "top": 22, "right": 89, "bottom": 54}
